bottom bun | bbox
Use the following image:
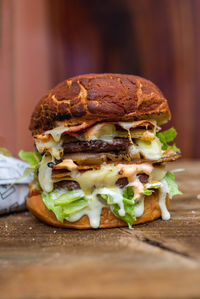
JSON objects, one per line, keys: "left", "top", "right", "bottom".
{"left": 26, "top": 187, "right": 169, "bottom": 229}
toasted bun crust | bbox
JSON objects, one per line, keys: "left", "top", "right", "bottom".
{"left": 26, "top": 188, "right": 169, "bottom": 229}
{"left": 29, "top": 73, "right": 171, "bottom": 135}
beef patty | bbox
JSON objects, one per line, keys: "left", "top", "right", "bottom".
{"left": 54, "top": 180, "right": 80, "bottom": 190}
{"left": 63, "top": 138, "right": 129, "bottom": 154}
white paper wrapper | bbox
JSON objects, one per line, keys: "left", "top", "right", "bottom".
{"left": 0, "top": 154, "right": 33, "bottom": 214}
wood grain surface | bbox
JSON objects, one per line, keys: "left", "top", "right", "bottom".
{"left": 0, "top": 160, "right": 200, "bottom": 299}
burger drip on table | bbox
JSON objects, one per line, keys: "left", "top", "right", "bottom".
{"left": 24, "top": 74, "right": 182, "bottom": 229}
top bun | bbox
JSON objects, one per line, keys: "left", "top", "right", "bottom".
{"left": 29, "top": 73, "right": 171, "bottom": 135}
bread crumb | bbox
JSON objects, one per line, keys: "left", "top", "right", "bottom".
{"left": 192, "top": 210, "right": 196, "bottom": 214}
{"left": 53, "top": 230, "right": 57, "bottom": 234}
{"left": 197, "top": 194, "right": 200, "bottom": 200}
{"left": 29, "top": 226, "right": 32, "bottom": 230}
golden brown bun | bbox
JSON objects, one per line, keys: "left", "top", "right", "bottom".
{"left": 29, "top": 73, "right": 171, "bottom": 135}
{"left": 26, "top": 188, "right": 170, "bottom": 229}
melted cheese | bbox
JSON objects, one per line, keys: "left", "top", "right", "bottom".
{"left": 149, "top": 165, "right": 166, "bottom": 183}
{"left": 38, "top": 154, "right": 53, "bottom": 192}
{"left": 128, "top": 145, "right": 140, "bottom": 159}
{"left": 69, "top": 165, "right": 120, "bottom": 194}
{"left": 84, "top": 123, "right": 116, "bottom": 143}
{"left": 136, "top": 137, "right": 163, "bottom": 160}
{"left": 45, "top": 125, "right": 68, "bottom": 142}
{"left": 35, "top": 138, "right": 63, "bottom": 159}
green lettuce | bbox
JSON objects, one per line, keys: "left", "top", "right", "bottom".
{"left": 42, "top": 189, "right": 89, "bottom": 222}
{"left": 164, "top": 171, "right": 182, "bottom": 199}
{"left": 157, "top": 127, "right": 180, "bottom": 152}
{"left": 18, "top": 150, "right": 42, "bottom": 179}
{"left": 143, "top": 172, "right": 182, "bottom": 199}
{"left": 18, "top": 150, "right": 41, "bottom": 168}
{"left": 143, "top": 183, "right": 161, "bottom": 196}
{"left": 99, "top": 186, "right": 136, "bottom": 227}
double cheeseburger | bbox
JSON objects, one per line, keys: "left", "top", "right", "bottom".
{"left": 26, "top": 73, "right": 182, "bottom": 229}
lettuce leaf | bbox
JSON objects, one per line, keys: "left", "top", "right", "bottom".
{"left": 157, "top": 127, "right": 180, "bottom": 152}
{"left": 122, "top": 185, "right": 134, "bottom": 199}
{"left": 143, "top": 183, "right": 161, "bottom": 196}
{"left": 18, "top": 150, "right": 42, "bottom": 168}
{"left": 42, "top": 189, "right": 88, "bottom": 222}
{"left": 113, "top": 197, "right": 136, "bottom": 227}
{"left": 17, "top": 150, "right": 42, "bottom": 180}
{"left": 99, "top": 186, "right": 136, "bottom": 226}
{"left": 164, "top": 171, "right": 182, "bottom": 199}
{"left": 54, "top": 189, "right": 85, "bottom": 206}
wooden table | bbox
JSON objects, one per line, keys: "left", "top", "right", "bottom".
{"left": 0, "top": 160, "right": 200, "bottom": 299}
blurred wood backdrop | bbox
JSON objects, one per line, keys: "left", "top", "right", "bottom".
{"left": 0, "top": 0, "right": 199, "bottom": 158}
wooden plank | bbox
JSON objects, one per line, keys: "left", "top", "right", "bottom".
{"left": 0, "top": 160, "right": 200, "bottom": 298}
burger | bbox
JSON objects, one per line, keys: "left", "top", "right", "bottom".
{"left": 22, "top": 73, "right": 182, "bottom": 229}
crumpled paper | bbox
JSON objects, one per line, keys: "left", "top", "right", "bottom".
{"left": 0, "top": 154, "right": 33, "bottom": 214}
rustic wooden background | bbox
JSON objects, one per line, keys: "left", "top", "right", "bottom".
{"left": 0, "top": 0, "right": 200, "bottom": 158}
{"left": 0, "top": 160, "right": 200, "bottom": 298}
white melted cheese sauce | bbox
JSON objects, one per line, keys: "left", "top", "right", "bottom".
{"left": 159, "top": 179, "right": 170, "bottom": 220}
{"left": 65, "top": 192, "right": 106, "bottom": 228}
{"left": 134, "top": 197, "right": 144, "bottom": 217}
{"left": 65, "top": 187, "right": 125, "bottom": 227}
{"left": 97, "top": 187, "right": 125, "bottom": 216}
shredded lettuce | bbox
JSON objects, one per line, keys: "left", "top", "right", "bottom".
{"left": 42, "top": 189, "right": 88, "bottom": 222}
{"left": 143, "top": 172, "right": 182, "bottom": 199}
{"left": 143, "top": 183, "right": 161, "bottom": 196}
{"left": 157, "top": 127, "right": 180, "bottom": 152}
{"left": 99, "top": 186, "right": 136, "bottom": 226}
{"left": 164, "top": 171, "right": 182, "bottom": 199}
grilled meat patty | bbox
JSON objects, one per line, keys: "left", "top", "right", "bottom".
{"left": 63, "top": 138, "right": 130, "bottom": 154}
{"left": 54, "top": 180, "right": 80, "bottom": 190}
